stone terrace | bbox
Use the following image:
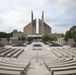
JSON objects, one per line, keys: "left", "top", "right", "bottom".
{"left": 0, "top": 42, "right": 76, "bottom": 75}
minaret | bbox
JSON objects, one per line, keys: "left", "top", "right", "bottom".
{"left": 42, "top": 11, "right": 44, "bottom": 34}
{"left": 42, "top": 11, "right": 44, "bottom": 22}
{"left": 31, "top": 11, "right": 33, "bottom": 34}
{"left": 31, "top": 11, "right": 33, "bottom": 22}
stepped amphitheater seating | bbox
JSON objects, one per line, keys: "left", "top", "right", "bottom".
{"left": 0, "top": 48, "right": 24, "bottom": 58}
{"left": 0, "top": 47, "right": 31, "bottom": 75}
{"left": 7, "top": 49, "right": 20, "bottom": 57}
{"left": 0, "top": 42, "right": 76, "bottom": 75}
{"left": 0, "top": 58, "right": 31, "bottom": 75}
{"left": 13, "top": 49, "right": 24, "bottom": 58}
{"left": 0, "top": 47, "right": 4, "bottom": 50}
{"left": 44, "top": 47, "right": 76, "bottom": 75}
{"left": 0, "top": 44, "right": 5, "bottom": 47}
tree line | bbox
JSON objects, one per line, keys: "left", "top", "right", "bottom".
{"left": 0, "top": 29, "right": 22, "bottom": 43}
{"left": 42, "top": 34, "right": 58, "bottom": 41}
{"left": 0, "top": 29, "right": 22, "bottom": 38}
{"left": 64, "top": 25, "right": 76, "bottom": 43}
{"left": 0, "top": 26, "right": 76, "bottom": 44}
{"left": 0, "top": 29, "right": 33, "bottom": 43}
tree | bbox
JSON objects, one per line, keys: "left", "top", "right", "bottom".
{"left": 64, "top": 31, "right": 69, "bottom": 42}
{"left": 42, "top": 34, "right": 49, "bottom": 41}
{"left": 49, "top": 34, "right": 58, "bottom": 41}
{"left": 69, "top": 25, "right": 76, "bottom": 38}
{"left": 7, "top": 37, "right": 10, "bottom": 44}
{"left": 65, "top": 25, "right": 76, "bottom": 39}
{"left": 21, "top": 36, "right": 26, "bottom": 42}
{"left": 73, "top": 33, "right": 76, "bottom": 43}
{"left": 27, "top": 37, "right": 33, "bottom": 42}
{"left": 53, "top": 34, "right": 57, "bottom": 41}
{"left": 64, "top": 25, "right": 76, "bottom": 42}
{"left": 49, "top": 35, "right": 53, "bottom": 41}
{"left": 62, "top": 34, "right": 64, "bottom": 37}
{"left": 7, "top": 32, "right": 13, "bottom": 37}
{"left": 0, "top": 38, "right": 1, "bottom": 41}
{"left": 0, "top": 38, "right": 1, "bottom": 45}
{"left": 19, "top": 31, "right": 22, "bottom": 33}
{"left": 12, "top": 29, "right": 18, "bottom": 33}
{"left": 0, "top": 32, "right": 7, "bottom": 38}
{"left": 18, "top": 36, "right": 21, "bottom": 42}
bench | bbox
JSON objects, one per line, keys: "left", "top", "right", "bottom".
{"left": 0, "top": 65, "right": 24, "bottom": 73}
{"left": 45, "top": 61, "right": 76, "bottom": 71}
{"left": 54, "top": 69, "right": 76, "bottom": 75}
{"left": 0, "top": 69, "right": 21, "bottom": 75}
{"left": 0, "top": 48, "right": 15, "bottom": 57}
{"left": 0, "top": 58, "right": 30, "bottom": 66}
{"left": 51, "top": 49, "right": 63, "bottom": 59}
{"left": 45, "top": 57, "right": 73, "bottom": 66}
{"left": 7, "top": 49, "right": 19, "bottom": 57}
{"left": 63, "top": 49, "right": 75, "bottom": 57}
{"left": 0, "top": 61, "right": 30, "bottom": 71}
{"left": 0, "top": 48, "right": 11, "bottom": 54}
{"left": 0, "top": 47, "right": 4, "bottom": 50}
{"left": 1, "top": 58, "right": 30, "bottom": 66}
{"left": 57, "top": 49, "right": 69, "bottom": 57}
{"left": 51, "top": 65, "right": 76, "bottom": 75}
{"left": 13, "top": 49, "right": 24, "bottom": 58}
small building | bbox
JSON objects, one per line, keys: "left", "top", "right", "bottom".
{"left": 10, "top": 33, "right": 26, "bottom": 44}
{"left": 0, "top": 38, "right": 12, "bottom": 45}
{"left": 56, "top": 38, "right": 75, "bottom": 45}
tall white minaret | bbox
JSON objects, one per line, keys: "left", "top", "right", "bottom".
{"left": 42, "top": 11, "right": 44, "bottom": 34}
{"left": 31, "top": 11, "right": 33, "bottom": 34}
{"left": 31, "top": 11, "right": 33, "bottom": 22}
{"left": 42, "top": 11, "right": 44, "bottom": 22}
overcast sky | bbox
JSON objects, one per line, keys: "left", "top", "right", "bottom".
{"left": 0, "top": 0, "right": 76, "bottom": 33}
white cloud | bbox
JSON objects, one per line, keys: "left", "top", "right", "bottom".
{"left": 0, "top": 0, "right": 76, "bottom": 33}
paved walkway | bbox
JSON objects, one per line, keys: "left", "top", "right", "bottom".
{"left": 27, "top": 60, "right": 50, "bottom": 75}
{"left": 18, "top": 42, "right": 57, "bottom": 75}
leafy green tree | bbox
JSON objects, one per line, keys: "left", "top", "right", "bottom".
{"left": 64, "top": 31, "right": 69, "bottom": 42}
{"left": 49, "top": 35, "right": 53, "bottom": 41}
{"left": 65, "top": 26, "right": 76, "bottom": 39}
{"left": 27, "top": 37, "right": 33, "bottom": 42}
{"left": 51, "top": 34, "right": 57, "bottom": 41}
{"left": 0, "top": 32, "right": 7, "bottom": 38}
{"left": 19, "top": 31, "right": 22, "bottom": 33}
{"left": 53, "top": 34, "right": 57, "bottom": 41}
{"left": 49, "top": 34, "right": 57, "bottom": 41}
{"left": 0, "top": 38, "right": 1, "bottom": 42}
{"left": 18, "top": 36, "right": 21, "bottom": 42}
{"left": 21, "top": 36, "right": 26, "bottom": 42}
{"left": 7, "top": 37, "right": 10, "bottom": 44}
{"left": 64, "top": 37, "right": 68, "bottom": 42}
{"left": 64, "top": 25, "right": 76, "bottom": 42}
{"left": 69, "top": 25, "right": 76, "bottom": 37}
{"left": 73, "top": 33, "right": 76, "bottom": 43}
{"left": 42, "top": 34, "right": 49, "bottom": 41}
{"left": 62, "top": 34, "right": 64, "bottom": 37}
{"left": 12, "top": 29, "right": 18, "bottom": 33}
